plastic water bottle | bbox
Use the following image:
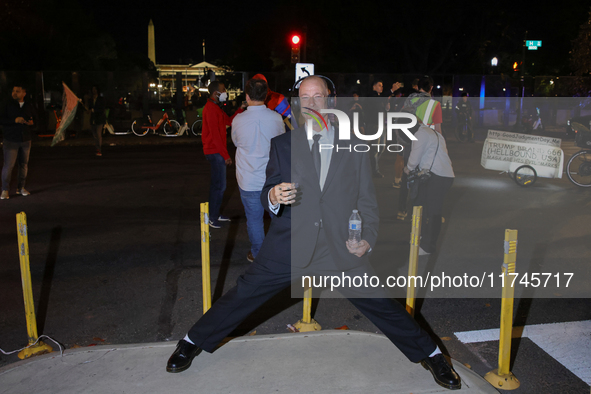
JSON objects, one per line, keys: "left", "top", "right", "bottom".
{"left": 348, "top": 210, "right": 362, "bottom": 244}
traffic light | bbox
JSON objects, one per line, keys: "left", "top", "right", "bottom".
{"left": 290, "top": 34, "right": 301, "bottom": 63}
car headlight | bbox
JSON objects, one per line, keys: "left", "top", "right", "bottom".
{"left": 567, "top": 119, "right": 571, "bottom": 125}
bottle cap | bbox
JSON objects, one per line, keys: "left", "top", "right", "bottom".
{"left": 352, "top": 209, "right": 358, "bottom": 213}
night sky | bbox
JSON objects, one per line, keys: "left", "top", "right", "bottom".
{"left": 2, "top": 0, "right": 591, "bottom": 74}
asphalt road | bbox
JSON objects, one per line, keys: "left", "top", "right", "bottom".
{"left": 0, "top": 130, "right": 589, "bottom": 393}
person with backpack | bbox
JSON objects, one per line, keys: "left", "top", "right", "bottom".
{"left": 405, "top": 120, "right": 454, "bottom": 255}
{"left": 406, "top": 76, "right": 442, "bottom": 134}
{"left": 395, "top": 76, "right": 442, "bottom": 220}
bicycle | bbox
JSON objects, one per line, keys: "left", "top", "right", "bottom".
{"left": 566, "top": 123, "right": 591, "bottom": 187}
{"left": 191, "top": 118, "right": 202, "bottom": 136}
{"left": 171, "top": 108, "right": 201, "bottom": 137}
{"left": 103, "top": 108, "right": 131, "bottom": 135}
{"left": 455, "top": 112, "right": 472, "bottom": 142}
{"left": 131, "top": 111, "right": 180, "bottom": 137}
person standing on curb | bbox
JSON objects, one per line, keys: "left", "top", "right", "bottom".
{"left": 232, "top": 78, "right": 284, "bottom": 262}
{"left": 167, "top": 76, "right": 461, "bottom": 391}
{"left": 1, "top": 84, "right": 36, "bottom": 199}
{"left": 202, "top": 80, "right": 245, "bottom": 228}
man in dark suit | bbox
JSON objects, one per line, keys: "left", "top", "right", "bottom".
{"left": 166, "top": 76, "right": 461, "bottom": 390}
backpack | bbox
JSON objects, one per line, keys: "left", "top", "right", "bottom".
{"left": 396, "top": 92, "right": 431, "bottom": 146}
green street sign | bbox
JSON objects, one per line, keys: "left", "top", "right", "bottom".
{"left": 526, "top": 40, "right": 542, "bottom": 50}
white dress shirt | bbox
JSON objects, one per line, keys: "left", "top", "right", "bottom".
{"left": 307, "top": 123, "right": 334, "bottom": 191}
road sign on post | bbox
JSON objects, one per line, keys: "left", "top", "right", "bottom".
{"left": 295, "top": 63, "right": 314, "bottom": 84}
{"left": 526, "top": 40, "right": 542, "bottom": 50}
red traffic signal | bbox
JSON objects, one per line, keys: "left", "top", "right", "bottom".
{"left": 290, "top": 34, "right": 301, "bottom": 63}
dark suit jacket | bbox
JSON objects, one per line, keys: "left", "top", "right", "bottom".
{"left": 258, "top": 125, "right": 379, "bottom": 271}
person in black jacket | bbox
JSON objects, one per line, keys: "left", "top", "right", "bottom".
{"left": 165, "top": 77, "right": 462, "bottom": 390}
{"left": 1, "top": 84, "right": 36, "bottom": 199}
{"left": 90, "top": 85, "right": 106, "bottom": 156}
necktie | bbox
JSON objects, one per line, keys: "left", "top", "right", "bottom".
{"left": 312, "top": 134, "right": 321, "bottom": 180}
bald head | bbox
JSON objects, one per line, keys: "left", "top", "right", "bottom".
{"left": 299, "top": 76, "right": 328, "bottom": 97}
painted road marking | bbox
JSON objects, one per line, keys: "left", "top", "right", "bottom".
{"left": 455, "top": 320, "right": 591, "bottom": 385}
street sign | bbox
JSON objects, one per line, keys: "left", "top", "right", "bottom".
{"left": 295, "top": 63, "right": 314, "bottom": 85}
{"left": 526, "top": 40, "right": 542, "bottom": 50}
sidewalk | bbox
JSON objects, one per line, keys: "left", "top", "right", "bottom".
{"left": 0, "top": 331, "right": 498, "bottom": 394}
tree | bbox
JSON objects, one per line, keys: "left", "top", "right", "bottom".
{"left": 571, "top": 7, "right": 591, "bottom": 76}
{"left": 0, "top": 0, "right": 143, "bottom": 71}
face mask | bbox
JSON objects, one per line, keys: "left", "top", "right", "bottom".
{"left": 218, "top": 92, "right": 228, "bottom": 102}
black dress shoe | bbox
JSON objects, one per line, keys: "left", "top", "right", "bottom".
{"left": 421, "top": 354, "right": 461, "bottom": 390}
{"left": 166, "top": 339, "right": 202, "bottom": 373}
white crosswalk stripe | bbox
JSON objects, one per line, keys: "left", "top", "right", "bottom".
{"left": 455, "top": 320, "right": 591, "bottom": 385}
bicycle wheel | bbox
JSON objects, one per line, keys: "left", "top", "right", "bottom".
{"left": 191, "top": 119, "right": 202, "bottom": 136}
{"left": 513, "top": 165, "right": 537, "bottom": 187}
{"left": 455, "top": 122, "right": 468, "bottom": 142}
{"left": 132, "top": 118, "right": 149, "bottom": 136}
{"left": 164, "top": 120, "right": 181, "bottom": 135}
{"left": 566, "top": 150, "right": 591, "bottom": 187}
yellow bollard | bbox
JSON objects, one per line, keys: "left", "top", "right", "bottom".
{"left": 485, "top": 229, "right": 520, "bottom": 390}
{"left": 15, "top": 212, "right": 53, "bottom": 359}
{"left": 406, "top": 206, "right": 422, "bottom": 317}
{"left": 293, "top": 286, "right": 321, "bottom": 332}
{"left": 200, "top": 203, "right": 212, "bottom": 314}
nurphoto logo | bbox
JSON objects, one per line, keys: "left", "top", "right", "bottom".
{"left": 303, "top": 107, "right": 418, "bottom": 153}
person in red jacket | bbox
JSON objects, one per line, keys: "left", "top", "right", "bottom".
{"left": 202, "top": 81, "right": 244, "bottom": 228}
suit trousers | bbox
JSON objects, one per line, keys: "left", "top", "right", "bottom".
{"left": 187, "top": 228, "right": 436, "bottom": 363}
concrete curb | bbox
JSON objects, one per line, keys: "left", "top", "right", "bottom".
{"left": 0, "top": 331, "right": 498, "bottom": 393}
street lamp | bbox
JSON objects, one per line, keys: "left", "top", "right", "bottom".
{"left": 491, "top": 57, "right": 498, "bottom": 75}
